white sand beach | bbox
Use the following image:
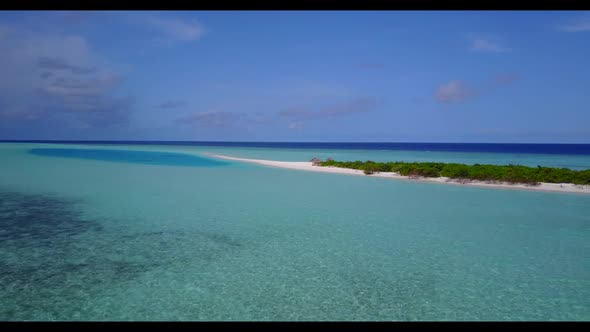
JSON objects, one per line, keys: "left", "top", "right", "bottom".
{"left": 206, "top": 153, "right": 590, "bottom": 194}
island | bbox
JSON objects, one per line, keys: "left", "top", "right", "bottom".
{"left": 318, "top": 159, "right": 590, "bottom": 185}
{"left": 205, "top": 154, "right": 590, "bottom": 194}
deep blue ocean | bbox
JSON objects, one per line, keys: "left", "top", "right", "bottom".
{"left": 3, "top": 141, "right": 590, "bottom": 155}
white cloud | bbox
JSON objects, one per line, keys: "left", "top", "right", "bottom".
{"left": 557, "top": 17, "right": 590, "bottom": 32}
{"left": 434, "top": 80, "right": 475, "bottom": 104}
{"left": 146, "top": 16, "right": 204, "bottom": 42}
{"left": 470, "top": 38, "right": 510, "bottom": 53}
{"left": 0, "top": 23, "right": 133, "bottom": 128}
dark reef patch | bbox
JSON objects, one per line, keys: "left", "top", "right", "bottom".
{"left": 0, "top": 191, "right": 102, "bottom": 242}
{"left": 0, "top": 189, "right": 246, "bottom": 320}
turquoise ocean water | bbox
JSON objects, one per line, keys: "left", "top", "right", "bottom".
{"left": 1, "top": 142, "right": 589, "bottom": 320}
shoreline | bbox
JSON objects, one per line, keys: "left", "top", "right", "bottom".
{"left": 205, "top": 153, "right": 590, "bottom": 195}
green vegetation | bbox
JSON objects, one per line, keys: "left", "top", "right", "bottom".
{"left": 317, "top": 159, "right": 590, "bottom": 185}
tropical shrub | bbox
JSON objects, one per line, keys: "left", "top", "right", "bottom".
{"left": 317, "top": 159, "right": 590, "bottom": 185}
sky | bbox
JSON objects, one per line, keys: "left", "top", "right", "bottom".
{"left": 0, "top": 10, "right": 589, "bottom": 143}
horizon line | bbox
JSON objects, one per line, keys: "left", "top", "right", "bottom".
{"left": 1, "top": 140, "right": 589, "bottom": 145}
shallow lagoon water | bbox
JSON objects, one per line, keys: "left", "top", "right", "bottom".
{"left": 0, "top": 143, "right": 589, "bottom": 320}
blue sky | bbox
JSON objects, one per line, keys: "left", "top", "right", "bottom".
{"left": 0, "top": 11, "right": 589, "bottom": 142}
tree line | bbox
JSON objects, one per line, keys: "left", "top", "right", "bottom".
{"left": 317, "top": 159, "right": 590, "bottom": 185}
